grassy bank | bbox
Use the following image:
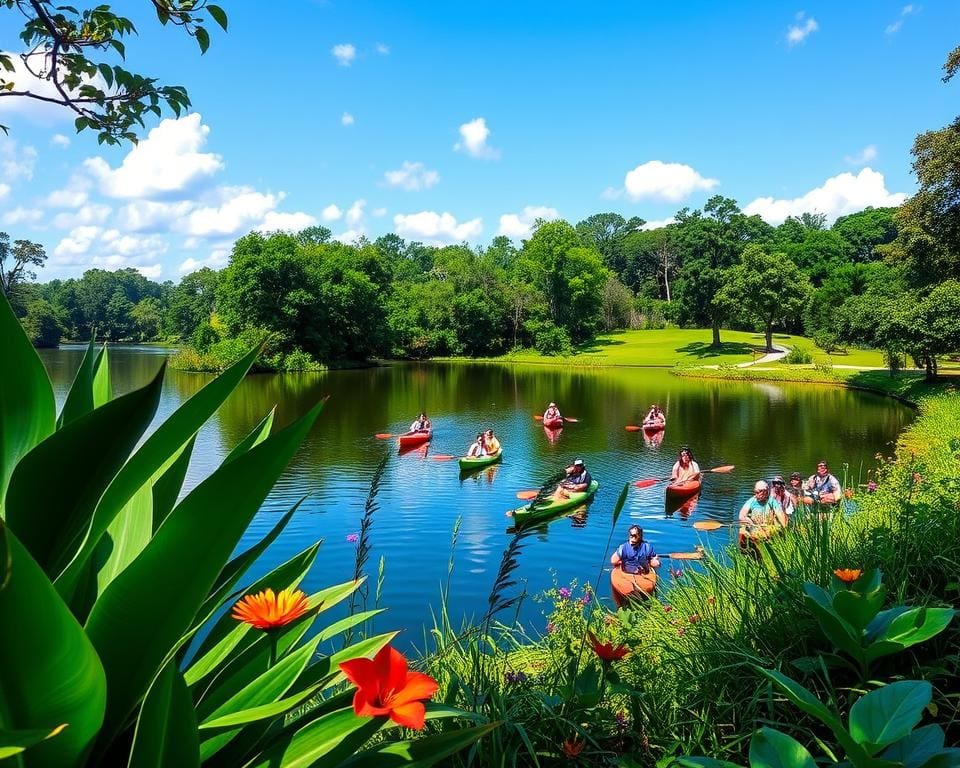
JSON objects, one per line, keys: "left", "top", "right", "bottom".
{"left": 421, "top": 393, "right": 960, "bottom": 765}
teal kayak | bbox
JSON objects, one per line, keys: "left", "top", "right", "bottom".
{"left": 458, "top": 450, "right": 503, "bottom": 471}
{"left": 510, "top": 480, "right": 599, "bottom": 526}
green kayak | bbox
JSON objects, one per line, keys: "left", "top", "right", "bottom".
{"left": 510, "top": 480, "right": 599, "bottom": 526}
{"left": 458, "top": 450, "right": 503, "bottom": 471}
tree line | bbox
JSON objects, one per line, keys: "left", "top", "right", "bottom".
{"left": 4, "top": 115, "right": 959, "bottom": 376}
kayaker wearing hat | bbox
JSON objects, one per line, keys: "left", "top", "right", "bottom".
{"left": 770, "top": 474, "right": 795, "bottom": 518}
{"left": 556, "top": 458, "right": 592, "bottom": 497}
{"left": 671, "top": 446, "right": 701, "bottom": 484}
{"left": 543, "top": 402, "right": 562, "bottom": 422}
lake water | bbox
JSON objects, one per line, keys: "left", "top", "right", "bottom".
{"left": 39, "top": 346, "right": 913, "bottom": 649}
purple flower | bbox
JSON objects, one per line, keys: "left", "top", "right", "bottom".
{"left": 867, "top": 481, "right": 878, "bottom": 492}
{"left": 505, "top": 671, "right": 528, "bottom": 685}
{"left": 671, "top": 568, "right": 682, "bottom": 579}
{"left": 558, "top": 587, "right": 572, "bottom": 599}
{"left": 346, "top": 533, "right": 359, "bottom": 543}
{"left": 580, "top": 593, "right": 592, "bottom": 606}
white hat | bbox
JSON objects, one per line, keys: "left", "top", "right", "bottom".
{"left": 573, "top": 458, "right": 584, "bottom": 466}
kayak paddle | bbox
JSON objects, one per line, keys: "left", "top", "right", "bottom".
{"left": 692, "top": 520, "right": 725, "bottom": 531}
{"left": 375, "top": 433, "right": 395, "bottom": 439}
{"left": 516, "top": 490, "right": 539, "bottom": 500}
{"left": 625, "top": 425, "right": 643, "bottom": 432}
{"left": 431, "top": 455, "right": 456, "bottom": 461}
{"left": 664, "top": 551, "right": 705, "bottom": 560}
{"left": 633, "top": 465, "right": 735, "bottom": 489}
{"left": 534, "top": 414, "right": 579, "bottom": 423}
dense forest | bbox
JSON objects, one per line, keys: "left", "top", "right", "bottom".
{"left": 3, "top": 110, "right": 959, "bottom": 375}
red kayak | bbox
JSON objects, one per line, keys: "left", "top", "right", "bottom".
{"left": 642, "top": 420, "right": 665, "bottom": 432}
{"left": 542, "top": 417, "right": 563, "bottom": 429}
{"left": 665, "top": 479, "right": 701, "bottom": 501}
{"left": 398, "top": 429, "right": 431, "bottom": 448}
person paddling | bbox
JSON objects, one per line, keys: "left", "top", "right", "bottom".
{"left": 543, "top": 402, "right": 562, "bottom": 422}
{"left": 410, "top": 412, "right": 432, "bottom": 433}
{"left": 466, "top": 433, "right": 486, "bottom": 458}
{"left": 555, "top": 458, "right": 591, "bottom": 498}
{"left": 643, "top": 404, "right": 665, "bottom": 427}
{"left": 611, "top": 525, "right": 661, "bottom": 575}
{"left": 738, "top": 480, "right": 787, "bottom": 550}
{"left": 483, "top": 428, "right": 501, "bottom": 455}
{"left": 671, "top": 446, "right": 701, "bottom": 484}
{"left": 806, "top": 460, "right": 841, "bottom": 504}
{"left": 770, "top": 475, "right": 795, "bottom": 517}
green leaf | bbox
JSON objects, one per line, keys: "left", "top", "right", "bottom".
{"left": 0, "top": 524, "right": 106, "bottom": 768}
{"left": 880, "top": 724, "right": 945, "bottom": 768}
{"left": 55, "top": 345, "right": 262, "bottom": 598}
{"left": 128, "top": 660, "right": 199, "bottom": 768}
{"left": 91, "top": 344, "right": 111, "bottom": 408}
{"left": 85, "top": 399, "right": 324, "bottom": 747}
{"left": 195, "top": 26, "right": 210, "bottom": 54}
{"left": 657, "top": 760, "right": 743, "bottom": 768}
{"left": 57, "top": 340, "right": 99, "bottom": 428}
{"left": 802, "top": 595, "right": 864, "bottom": 662}
{"left": 848, "top": 681, "right": 932, "bottom": 754}
{"left": 833, "top": 585, "right": 886, "bottom": 632}
{"left": 867, "top": 607, "right": 955, "bottom": 662}
{"left": 225, "top": 407, "right": 275, "bottom": 465}
{"left": 199, "top": 635, "right": 324, "bottom": 759}
{"left": 0, "top": 724, "right": 68, "bottom": 760}
{"left": 0, "top": 292, "right": 55, "bottom": 512}
{"left": 96, "top": 63, "right": 114, "bottom": 89}
{"left": 748, "top": 728, "right": 817, "bottom": 768}
{"left": 152, "top": 436, "right": 195, "bottom": 532}
{"left": 207, "top": 4, "right": 228, "bottom": 30}
{"left": 611, "top": 482, "right": 629, "bottom": 530}
{"left": 5, "top": 363, "right": 165, "bottom": 576}
{"left": 337, "top": 722, "right": 500, "bottom": 768}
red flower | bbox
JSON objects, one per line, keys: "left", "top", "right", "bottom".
{"left": 834, "top": 568, "right": 862, "bottom": 585}
{"left": 706, "top": 596, "right": 716, "bottom": 606}
{"left": 587, "top": 630, "right": 629, "bottom": 661}
{"left": 689, "top": 613, "right": 700, "bottom": 624}
{"left": 232, "top": 587, "right": 308, "bottom": 630}
{"left": 663, "top": 604, "right": 673, "bottom": 613}
{"left": 562, "top": 737, "right": 584, "bottom": 758}
{"left": 338, "top": 645, "right": 438, "bottom": 729}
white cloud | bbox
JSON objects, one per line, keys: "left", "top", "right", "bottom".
{"left": 258, "top": 210, "right": 317, "bottom": 232}
{"left": 394, "top": 210, "right": 483, "bottom": 244}
{"left": 51, "top": 134, "right": 70, "bottom": 148}
{"left": 786, "top": 12, "right": 819, "bottom": 46}
{"left": 0, "top": 138, "right": 38, "bottom": 181}
{"left": 845, "top": 144, "right": 878, "bottom": 166}
{"left": 372, "top": 207, "right": 388, "bottom": 217}
{"left": 640, "top": 217, "right": 677, "bottom": 231}
{"left": 497, "top": 205, "right": 560, "bottom": 238}
{"left": 52, "top": 203, "right": 111, "bottom": 229}
{"left": 886, "top": 4, "right": 918, "bottom": 35}
{"left": 341, "top": 111, "right": 355, "bottom": 126}
{"left": 321, "top": 204, "right": 343, "bottom": 221}
{"left": 454, "top": 117, "right": 500, "bottom": 160}
{"left": 136, "top": 265, "right": 164, "bottom": 279}
{"left": 2, "top": 206, "right": 42, "bottom": 225}
{"left": 0, "top": 183, "right": 9, "bottom": 200}
{"left": 332, "top": 43, "right": 356, "bottom": 66}
{"left": 180, "top": 188, "right": 284, "bottom": 237}
{"left": 0, "top": 52, "right": 88, "bottom": 123}
{"left": 376, "top": 43, "right": 390, "bottom": 55}
{"left": 383, "top": 161, "right": 440, "bottom": 191}
{"left": 116, "top": 199, "right": 194, "bottom": 232}
{"left": 743, "top": 168, "right": 907, "bottom": 225}
{"left": 616, "top": 160, "right": 719, "bottom": 203}
{"left": 46, "top": 173, "right": 92, "bottom": 208}
{"left": 84, "top": 113, "right": 223, "bottom": 199}
{"left": 179, "top": 250, "right": 229, "bottom": 273}
{"left": 345, "top": 199, "right": 366, "bottom": 228}
{"left": 53, "top": 225, "right": 101, "bottom": 260}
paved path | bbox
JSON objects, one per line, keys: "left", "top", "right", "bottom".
{"left": 735, "top": 344, "right": 788, "bottom": 367}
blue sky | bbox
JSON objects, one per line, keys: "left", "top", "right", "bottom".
{"left": 1, "top": 1, "right": 958, "bottom": 281}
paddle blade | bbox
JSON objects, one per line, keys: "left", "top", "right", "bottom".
{"left": 533, "top": 414, "right": 543, "bottom": 420}
{"left": 374, "top": 433, "right": 394, "bottom": 439}
{"left": 431, "top": 455, "right": 456, "bottom": 461}
{"left": 668, "top": 551, "right": 704, "bottom": 560}
{"left": 625, "top": 425, "right": 642, "bottom": 432}
{"left": 633, "top": 478, "right": 660, "bottom": 489}
{"left": 516, "top": 490, "right": 539, "bottom": 500}
{"left": 693, "top": 520, "right": 724, "bottom": 531}
{"left": 707, "top": 465, "right": 735, "bottom": 474}
{"left": 563, "top": 417, "right": 578, "bottom": 423}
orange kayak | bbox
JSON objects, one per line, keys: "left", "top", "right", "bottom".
{"left": 398, "top": 429, "right": 431, "bottom": 448}
{"left": 665, "top": 479, "right": 701, "bottom": 501}
{"left": 611, "top": 568, "right": 657, "bottom": 608}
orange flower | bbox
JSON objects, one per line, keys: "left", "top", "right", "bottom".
{"left": 834, "top": 568, "right": 862, "bottom": 585}
{"left": 844, "top": 488, "right": 854, "bottom": 500}
{"left": 587, "top": 630, "right": 629, "bottom": 662}
{"left": 562, "top": 737, "right": 584, "bottom": 758}
{"left": 339, "top": 645, "right": 438, "bottom": 730}
{"left": 232, "top": 587, "right": 309, "bottom": 630}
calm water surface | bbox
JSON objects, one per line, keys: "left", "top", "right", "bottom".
{"left": 41, "top": 346, "right": 913, "bottom": 649}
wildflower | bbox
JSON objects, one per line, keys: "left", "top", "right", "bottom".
{"left": 843, "top": 488, "right": 854, "bottom": 500}
{"left": 677, "top": 627, "right": 686, "bottom": 637}
{"left": 232, "top": 587, "right": 309, "bottom": 630}
{"left": 867, "top": 481, "right": 877, "bottom": 492}
{"left": 689, "top": 613, "right": 700, "bottom": 624}
{"left": 562, "top": 737, "right": 584, "bottom": 758}
{"left": 663, "top": 604, "right": 673, "bottom": 613}
{"left": 547, "top": 622, "right": 556, "bottom": 633}
{"left": 505, "top": 671, "right": 528, "bottom": 685}
{"left": 706, "top": 596, "right": 715, "bottom": 606}
{"left": 671, "top": 568, "right": 682, "bottom": 579}
{"left": 346, "top": 533, "right": 359, "bottom": 543}
{"left": 587, "top": 630, "right": 629, "bottom": 662}
{"left": 559, "top": 587, "right": 572, "bottom": 599}
{"left": 580, "top": 593, "right": 592, "bottom": 606}
{"left": 338, "top": 644, "right": 438, "bottom": 730}
{"left": 834, "top": 568, "right": 862, "bottom": 585}
{"left": 912, "top": 472, "right": 923, "bottom": 484}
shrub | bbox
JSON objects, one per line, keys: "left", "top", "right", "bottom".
{"left": 528, "top": 321, "right": 572, "bottom": 356}
{"left": 784, "top": 346, "right": 813, "bottom": 364}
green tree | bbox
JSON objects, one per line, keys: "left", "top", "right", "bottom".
{"left": 600, "top": 276, "right": 635, "bottom": 331}
{"left": 574, "top": 212, "right": 644, "bottom": 278}
{"left": 20, "top": 298, "right": 64, "bottom": 347}
{"left": 0, "top": 1, "right": 227, "bottom": 143}
{"left": 166, "top": 267, "right": 220, "bottom": 339}
{"left": 0, "top": 233, "right": 47, "bottom": 315}
{"left": 130, "top": 296, "right": 163, "bottom": 340}
{"left": 715, "top": 244, "right": 812, "bottom": 352}
{"left": 831, "top": 207, "right": 898, "bottom": 262}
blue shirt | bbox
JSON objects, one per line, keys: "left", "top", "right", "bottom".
{"left": 616, "top": 541, "right": 656, "bottom": 574}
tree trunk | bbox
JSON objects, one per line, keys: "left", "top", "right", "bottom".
{"left": 711, "top": 320, "right": 721, "bottom": 348}
{"left": 764, "top": 320, "right": 774, "bottom": 353}
{"left": 663, "top": 263, "right": 671, "bottom": 302}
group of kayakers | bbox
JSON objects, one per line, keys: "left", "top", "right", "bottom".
{"left": 466, "top": 429, "right": 501, "bottom": 458}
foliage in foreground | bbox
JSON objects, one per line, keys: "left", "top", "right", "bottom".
{"left": 0, "top": 292, "right": 490, "bottom": 766}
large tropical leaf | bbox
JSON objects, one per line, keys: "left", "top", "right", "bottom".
{"left": 337, "top": 722, "right": 500, "bottom": 768}
{"left": 0, "top": 724, "right": 69, "bottom": 761}
{"left": 0, "top": 292, "right": 54, "bottom": 515}
{"left": 56, "top": 339, "right": 99, "bottom": 429}
{"left": 91, "top": 344, "right": 111, "bottom": 409}
{"left": 848, "top": 680, "right": 932, "bottom": 754}
{"left": 152, "top": 436, "right": 195, "bottom": 532}
{"left": 128, "top": 659, "right": 199, "bottom": 768}
{"left": 748, "top": 728, "right": 817, "bottom": 768}
{"left": 85, "top": 399, "right": 324, "bottom": 748}
{"left": 0, "top": 524, "right": 106, "bottom": 768}
{"left": 4, "top": 364, "right": 165, "bottom": 576}
{"left": 55, "top": 345, "right": 264, "bottom": 597}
